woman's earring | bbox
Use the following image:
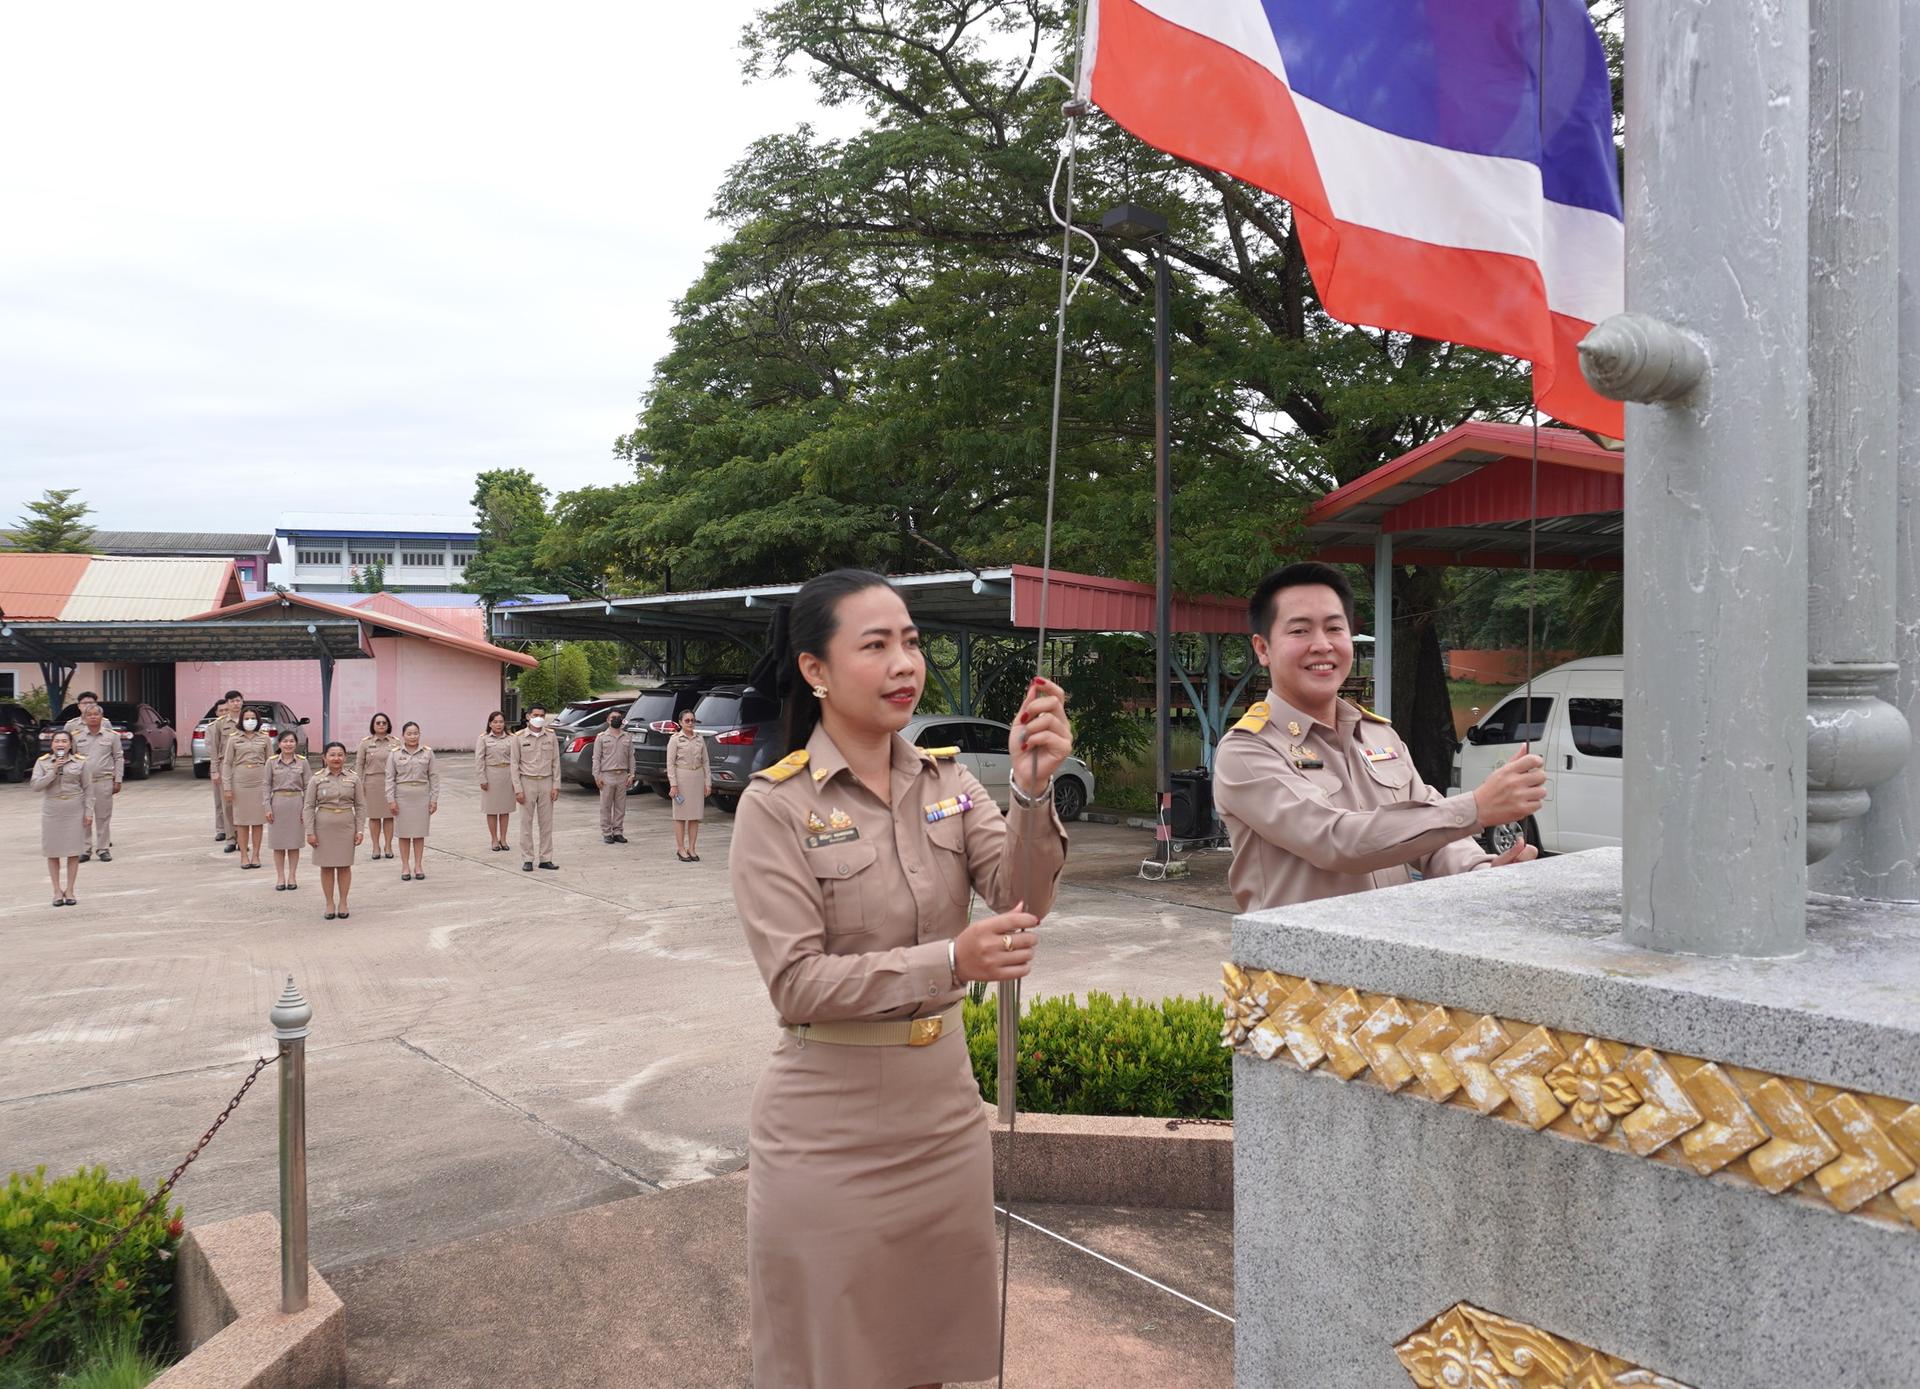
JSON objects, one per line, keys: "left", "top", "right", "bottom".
{"left": 811, "top": 684, "right": 829, "bottom": 700}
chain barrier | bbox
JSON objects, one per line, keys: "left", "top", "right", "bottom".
{"left": 1164, "top": 1117, "right": 1233, "bottom": 1130}
{"left": 0, "top": 1052, "right": 279, "bottom": 1363}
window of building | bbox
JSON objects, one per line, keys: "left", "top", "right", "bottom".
{"left": 103, "top": 669, "right": 128, "bottom": 702}
{"left": 451, "top": 552, "right": 474, "bottom": 569}
{"left": 350, "top": 550, "right": 393, "bottom": 567}
{"left": 400, "top": 551, "right": 446, "bottom": 567}
{"left": 1569, "top": 697, "right": 1624, "bottom": 758}
{"left": 238, "top": 565, "right": 255, "bottom": 583}
{"left": 300, "top": 549, "right": 342, "bottom": 567}
{"left": 0, "top": 672, "right": 15, "bottom": 700}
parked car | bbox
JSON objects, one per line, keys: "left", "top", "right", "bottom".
{"left": 630, "top": 675, "right": 748, "bottom": 798}
{"left": 37, "top": 701, "right": 179, "bottom": 780}
{"left": 558, "top": 705, "right": 628, "bottom": 789}
{"left": 0, "top": 703, "right": 46, "bottom": 782}
{"left": 191, "top": 701, "right": 310, "bottom": 777}
{"left": 694, "top": 685, "right": 785, "bottom": 813}
{"left": 1449, "top": 655, "right": 1623, "bottom": 856}
{"left": 901, "top": 714, "right": 1097, "bottom": 821}
{"left": 553, "top": 696, "right": 633, "bottom": 728}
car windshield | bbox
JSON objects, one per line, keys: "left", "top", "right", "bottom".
{"left": 694, "top": 691, "right": 779, "bottom": 728}
{"left": 631, "top": 693, "right": 680, "bottom": 722}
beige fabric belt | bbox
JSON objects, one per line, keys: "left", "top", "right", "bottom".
{"left": 318, "top": 805, "right": 353, "bottom": 814}
{"left": 785, "top": 1002, "right": 963, "bottom": 1049}
{"left": 272, "top": 788, "right": 301, "bottom": 795}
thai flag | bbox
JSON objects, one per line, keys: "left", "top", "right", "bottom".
{"left": 1085, "top": 0, "right": 1625, "bottom": 436}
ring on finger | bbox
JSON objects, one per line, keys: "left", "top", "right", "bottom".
{"left": 1002, "top": 933, "right": 1014, "bottom": 952}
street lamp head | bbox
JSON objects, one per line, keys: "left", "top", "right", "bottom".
{"left": 1101, "top": 203, "right": 1169, "bottom": 240}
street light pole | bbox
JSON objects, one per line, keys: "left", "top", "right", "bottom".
{"left": 1102, "top": 204, "right": 1186, "bottom": 880}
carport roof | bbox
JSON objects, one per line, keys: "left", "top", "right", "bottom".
{"left": 490, "top": 565, "right": 1251, "bottom": 645}
{"left": 0, "top": 616, "right": 371, "bottom": 665}
{"left": 1299, "top": 420, "right": 1624, "bottom": 570}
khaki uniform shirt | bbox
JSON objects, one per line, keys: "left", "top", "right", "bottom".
{"left": 509, "top": 726, "right": 559, "bottom": 793}
{"left": 67, "top": 719, "right": 124, "bottom": 788}
{"left": 729, "top": 725, "right": 1069, "bottom": 1026}
{"left": 475, "top": 732, "right": 513, "bottom": 786}
{"left": 265, "top": 755, "right": 309, "bottom": 816}
{"left": 1212, "top": 693, "right": 1490, "bottom": 912}
{"left": 303, "top": 768, "right": 367, "bottom": 838}
{"left": 207, "top": 713, "right": 237, "bottom": 776}
{"left": 592, "top": 728, "right": 633, "bottom": 778}
{"left": 385, "top": 745, "right": 441, "bottom": 803}
{"left": 666, "top": 731, "right": 708, "bottom": 790}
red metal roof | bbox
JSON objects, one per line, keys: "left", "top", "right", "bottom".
{"left": 1009, "top": 565, "right": 1247, "bottom": 634}
{"left": 186, "top": 592, "right": 539, "bottom": 668}
{"left": 0, "top": 553, "right": 94, "bottom": 619}
{"left": 1301, "top": 421, "right": 1623, "bottom": 571}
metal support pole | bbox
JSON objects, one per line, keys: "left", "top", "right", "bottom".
{"left": 1803, "top": 0, "right": 1910, "bottom": 865}
{"left": 1372, "top": 534, "right": 1393, "bottom": 719}
{"left": 1584, "top": 0, "right": 1810, "bottom": 955}
{"left": 1204, "top": 633, "right": 1222, "bottom": 773}
{"left": 270, "top": 976, "right": 311, "bottom": 1314}
{"left": 1153, "top": 245, "right": 1174, "bottom": 865}
{"left": 958, "top": 631, "right": 973, "bottom": 717}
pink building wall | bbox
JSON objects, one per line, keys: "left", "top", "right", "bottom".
{"left": 176, "top": 637, "right": 509, "bottom": 751}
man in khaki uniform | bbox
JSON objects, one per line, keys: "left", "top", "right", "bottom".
{"left": 511, "top": 704, "right": 561, "bottom": 870}
{"left": 592, "top": 709, "right": 634, "bottom": 844}
{"left": 66, "top": 694, "right": 124, "bottom": 861}
{"left": 1214, "top": 563, "right": 1546, "bottom": 912}
{"left": 207, "top": 689, "right": 242, "bottom": 850}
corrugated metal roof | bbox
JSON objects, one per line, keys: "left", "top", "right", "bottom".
{"left": 189, "top": 591, "right": 538, "bottom": 668}
{"left": 276, "top": 511, "right": 478, "bottom": 538}
{"left": 0, "top": 553, "right": 94, "bottom": 619}
{"left": 59, "top": 557, "right": 240, "bottom": 621}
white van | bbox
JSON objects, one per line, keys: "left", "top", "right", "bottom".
{"left": 1449, "top": 655, "right": 1623, "bottom": 855}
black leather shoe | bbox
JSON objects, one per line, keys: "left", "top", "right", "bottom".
{"left": 523, "top": 861, "right": 534, "bottom": 872}
{"left": 613, "top": 835, "right": 628, "bottom": 844}
{"left": 602, "top": 835, "right": 614, "bottom": 844}
{"left": 539, "top": 861, "right": 559, "bottom": 870}
{"left": 97, "top": 850, "right": 111, "bottom": 862}
{"left": 225, "top": 843, "right": 239, "bottom": 853}
{"left": 215, "top": 832, "right": 227, "bottom": 842}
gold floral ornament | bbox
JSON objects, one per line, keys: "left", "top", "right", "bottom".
{"left": 1396, "top": 1303, "right": 1693, "bottom": 1389}
{"left": 1546, "top": 1039, "right": 1642, "bottom": 1139}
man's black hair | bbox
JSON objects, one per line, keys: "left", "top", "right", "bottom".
{"left": 75, "top": 690, "right": 99, "bottom": 703}
{"left": 1248, "top": 562, "right": 1357, "bottom": 635}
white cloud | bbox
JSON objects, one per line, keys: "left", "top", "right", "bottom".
{"left": 0, "top": 1, "right": 849, "bottom": 531}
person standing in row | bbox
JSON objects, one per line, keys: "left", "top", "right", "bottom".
{"left": 66, "top": 693, "right": 123, "bottom": 862}
{"left": 305, "top": 740, "right": 365, "bottom": 920}
{"left": 667, "top": 707, "right": 711, "bottom": 863}
{"left": 476, "top": 710, "right": 516, "bottom": 852}
{"left": 728, "top": 569, "right": 1072, "bottom": 1389}
{"left": 593, "top": 708, "right": 633, "bottom": 845}
{"left": 263, "top": 730, "right": 309, "bottom": 891}
{"left": 511, "top": 705, "right": 560, "bottom": 872}
{"left": 222, "top": 706, "right": 272, "bottom": 870}
{"left": 386, "top": 721, "right": 441, "bottom": 881}
{"left": 34, "top": 730, "right": 94, "bottom": 908}
{"left": 208, "top": 689, "right": 242, "bottom": 851}
{"left": 357, "top": 714, "right": 398, "bottom": 861}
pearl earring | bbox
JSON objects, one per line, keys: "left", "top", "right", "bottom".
{"left": 812, "top": 684, "right": 829, "bottom": 700}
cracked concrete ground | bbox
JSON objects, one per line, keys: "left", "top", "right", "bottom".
{"left": 0, "top": 761, "right": 1236, "bottom": 1274}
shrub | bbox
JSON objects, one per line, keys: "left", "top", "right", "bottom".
{"left": 964, "top": 992, "right": 1230, "bottom": 1119}
{"left": 0, "top": 1167, "right": 181, "bottom": 1368}
{"left": 554, "top": 644, "right": 590, "bottom": 705}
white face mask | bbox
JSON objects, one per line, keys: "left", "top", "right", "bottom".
{"left": 242, "top": 717, "right": 259, "bottom": 731}
{"left": 529, "top": 716, "right": 545, "bottom": 729}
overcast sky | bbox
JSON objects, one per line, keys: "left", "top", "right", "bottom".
{"left": 2, "top": 3, "right": 846, "bottom": 535}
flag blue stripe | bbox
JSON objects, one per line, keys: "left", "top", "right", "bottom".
{"left": 1260, "top": 0, "right": 1621, "bottom": 218}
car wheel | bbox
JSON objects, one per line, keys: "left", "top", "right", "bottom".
{"left": 194, "top": 760, "right": 210, "bottom": 779}
{"left": 715, "top": 794, "right": 739, "bottom": 815}
{"left": 1052, "top": 776, "right": 1087, "bottom": 822}
{"left": 126, "top": 742, "right": 151, "bottom": 781}
{"left": 1482, "top": 816, "right": 1540, "bottom": 857}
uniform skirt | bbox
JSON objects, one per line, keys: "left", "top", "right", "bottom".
{"left": 41, "top": 789, "right": 87, "bottom": 858}
{"left": 267, "top": 790, "right": 307, "bottom": 851}
{"left": 479, "top": 765, "right": 515, "bottom": 815}
{"left": 393, "top": 782, "right": 433, "bottom": 838}
{"left": 228, "top": 765, "right": 267, "bottom": 826}
{"left": 311, "top": 807, "right": 358, "bottom": 868}
{"left": 747, "top": 1023, "right": 998, "bottom": 1388}
{"left": 672, "top": 785, "right": 706, "bottom": 821}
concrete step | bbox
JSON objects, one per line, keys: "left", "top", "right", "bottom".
{"left": 331, "top": 1172, "right": 1232, "bottom": 1388}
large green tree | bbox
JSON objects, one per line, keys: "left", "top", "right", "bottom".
{"left": 12, "top": 488, "right": 95, "bottom": 553}
{"left": 563, "top": 0, "right": 1620, "bottom": 782}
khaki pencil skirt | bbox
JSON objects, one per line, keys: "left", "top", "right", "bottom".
{"left": 747, "top": 1023, "right": 998, "bottom": 1388}
{"left": 311, "top": 806, "right": 358, "bottom": 868}
{"left": 267, "top": 790, "right": 306, "bottom": 851}
{"left": 393, "top": 782, "right": 433, "bottom": 838}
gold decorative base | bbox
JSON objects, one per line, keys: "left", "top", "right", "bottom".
{"left": 1397, "top": 1302, "right": 1692, "bottom": 1389}
{"left": 1223, "top": 964, "right": 1920, "bottom": 1231}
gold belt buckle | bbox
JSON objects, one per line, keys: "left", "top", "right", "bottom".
{"left": 908, "top": 1015, "right": 942, "bottom": 1047}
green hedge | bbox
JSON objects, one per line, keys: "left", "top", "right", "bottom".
{"left": 964, "top": 992, "right": 1230, "bottom": 1119}
{"left": 0, "top": 1167, "right": 181, "bottom": 1368}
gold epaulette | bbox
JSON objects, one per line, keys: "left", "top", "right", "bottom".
{"left": 920, "top": 746, "right": 961, "bottom": 761}
{"left": 1357, "top": 703, "right": 1392, "bottom": 725}
{"left": 753, "top": 750, "right": 811, "bottom": 783}
{"left": 1231, "top": 701, "right": 1271, "bottom": 735}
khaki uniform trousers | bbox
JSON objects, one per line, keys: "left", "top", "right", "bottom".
{"left": 210, "top": 766, "right": 229, "bottom": 833}
{"left": 519, "top": 775, "right": 555, "bottom": 860}
{"left": 598, "top": 780, "right": 629, "bottom": 836}
{"left": 88, "top": 785, "right": 114, "bottom": 852}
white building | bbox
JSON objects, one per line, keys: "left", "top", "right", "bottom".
{"left": 272, "top": 512, "right": 480, "bottom": 596}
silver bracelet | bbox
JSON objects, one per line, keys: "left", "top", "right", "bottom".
{"left": 1009, "top": 773, "right": 1055, "bottom": 809}
{"left": 947, "top": 937, "right": 961, "bottom": 987}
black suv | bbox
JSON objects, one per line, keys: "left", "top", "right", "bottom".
{"left": 630, "top": 674, "right": 746, "bottom": 798}
{"left": 694, "top": 684, "right": 783, "bottom": 813}
{"left": 0, "top": 703, "right": 44, "bottom": 782}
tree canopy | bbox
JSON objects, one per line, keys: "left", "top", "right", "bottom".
{"left": 12, "top": 488, "right": 95, "bottom": 554}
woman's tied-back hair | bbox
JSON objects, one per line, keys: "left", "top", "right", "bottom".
{"left": 749, "top": 569, "right": 897, "bottom": 758}
{"left": 322, "top": 740, "right": 348, "bottom": 758}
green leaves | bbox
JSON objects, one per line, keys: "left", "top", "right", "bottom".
{"left": 965, "top": 991, "right": 1230, "bottom": 1119}
{"left": 9, "top": 489, "right": 95, "bottom": 555}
